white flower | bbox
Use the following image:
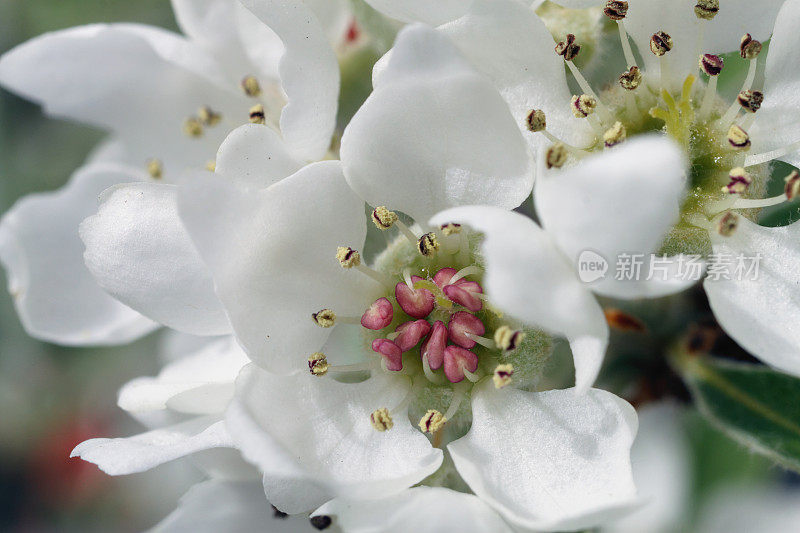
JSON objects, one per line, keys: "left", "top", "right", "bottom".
{"left": 0, "top": 0, "right": 346, "bottom": 344}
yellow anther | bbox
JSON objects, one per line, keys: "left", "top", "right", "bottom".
{"left": 308, "top": 352, "right": 329, "bottom": 376}
{"left": 249, "top": 104, "right": 266, "bottom": 124}
{"left": 571, "top": 94, "right": 597, "bottom": 118}
{"left": 650, "top": 31, "right": 673, "bottom": 56}
{"left": 336, "top": 246, "right": 361, "bottom": 268}
{"left": 493, "top": 364, "right": 514, "bottom": 389}
{"left": 182, "top": 117, "right": 204, "bottom": 138}
{"left": 370, "top": 408, "right": 393, "bottom": 431}
{"left": 740, "top": 33, "right": 762, "bottom": 59}
{"left": 205, "top": 160, "right": 217, "bottom": 172}
{"left": 419, "top": 410, "right": 447, "bottom": 434}
{"left": 546, "top": 143, "right": 568, "bottom": 169}
{"left": 525, "top": 109, "right": 547, "bottom": 132}
{"left": 418, "top": 233, "right": 440, "bottom": 257}
{"left": 312, "top": 309, "right": 336, "bottom": 328}
{"left": 737, "top": 90, "right": 763, "bottom": 113}
{"left": 146, "top": 159, "right": 163, "bottom": 180}
{"left": 241, "top": 75, "right": 262, "bottom": 97}
{"left": 198, "top": 106, "right": 222, "bottom": 127}
{"left": 371, "top": 206, "right": 398, "bottom": 230}
{"left": 494, "top": 326, "right": 525, "bottom": 352}
{"left": 727, "top": 125, "right": 751, "bottom": 151}
{"left": 603, "top": 122, "right": 627, "bottom": 148}
{"left": 694, "top": 0, "right": 719, "bottom": 20}
{"left": 619, "top": 66, "right": 642, "bottom": 90}
{"left": 440, "top": 223, "right": 462, "bottom": 236}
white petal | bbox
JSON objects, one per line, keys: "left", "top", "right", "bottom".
{"left": 342, "top": 24, "right": 532, "bottom": 223}
{"left": 0, "top": 165, "right": 156, "bottom": 345}
{"left": 753, "top": 0, "right": 800, "bottom": 167}
{"left": 440, "top": 0, "right": 593, "bottom": 151}
{"left": 535, "top": 136, "right": 688, "bottom": 299}
{"left": 239, "top": 0, "right": 340, "bottom": 161}
{"left": 119, "top": 335, "right": 248, "bottom": 414}
{"left": 150, "top": 479, "right": 314, "bottom": 533}
{"left": 604, "top": 403, "right": 691, "bottom": 533}
{"left": 215, "top": 124, "right": 302, "bottom": 189}
{"left": 314, "top": 487, "right": 513, "bottom": 533}
{"left": 361, "top": 0, "right": 470, "bottom": 25}
{"left": 226, "top": 364, "right": 443, "bottom": 513}
{"left": 697, "top": 486, "right": 800, "bottom": 533}
{"left": 80, "top": 182, "right": 231, "bottom": 336}
{"left": 448, "top": 380, "right": 638, "bottom": 531}
{"left": 703, "top": 217, "right": 800, "bottom": 377}
{"left": 178, "top": 161, "right": 375, "bottom": 374}
{"left": 72, "top": 417, "right": 234, "bottom": 475}
{"left": 0, "top": 24, "right": 244, "bottom": 171}
{"left": 430, "top": 206, "right": 609, "bottom": 391}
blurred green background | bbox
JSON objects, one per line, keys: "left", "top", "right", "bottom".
{"left": 0, "top": 2, "right": 202, "bottom": 531}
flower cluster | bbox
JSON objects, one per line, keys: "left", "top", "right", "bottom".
{"left": 1, "top": 0, "right": 800, "bottom": 531}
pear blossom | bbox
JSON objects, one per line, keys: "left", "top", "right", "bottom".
{"left": 0, "top": 0, "right": 347, "bottom": 344}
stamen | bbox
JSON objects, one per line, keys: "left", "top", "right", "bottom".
{"left": 720, "top": 57, "right": 759, "bottom": 126}
{"left": 565, "top": 61, "right": 614, "bottom": 124}
{"left": 422, "top": 352, "right": 446, "bottom": 384}
{"left": 443, "top": 345, "right": 479, "bottom": 383}
{"left": 699, "top": 54, "right": 724, "bottom": 77}
{"left": 464, "top": 333, "right": 496, "bottom": 350}
{"left": 493, "top": 364, "right": 514, "bottom": 389}
{"left": 448, "top": 311, "right": 486, "bottom": 349}
{"left": 440, "top": 223, "right": 462, "bottom": 236}
{"left": 361, "top": 298, "right": 394, "bottom": 330}
{"left": 546, "top": 142, "right": 569, "bottom": 169}
{"left": 241, "top": 75, "right": 262, "bottom": 97}
{"left": 421, "top": 321, "right": 447, "bottom": 372}
{"left": 694, "top": 0, "right": 719, "bottom": 20}
{"left": 449, "top": 265, "right": 482, "bottom": 284}
{"left": 650, "top": 31, "right": 673, "bottom": 57}
{"left": 617, "top": 20, "right": 637, "bottom": 68}
{"left": 744, "top": 140, "right": 800, "bottom": 167}
{"left": 418, "top": 232, "right": 440, "bottom": 257}
{"left": 370, "top": 408, "right": 393, "bottom": 431}
{"left": 395, "top": 279, "right": 435, "bottom": 318}
{"left": 721, "top": 167, "right": 752, "bottom": 195}
{"left": 182, "top": 117, "right": 204, "bottom": 138}
{"left": 205, "top": 160, "right": 216, "bottom": 172}
{"left": 555, "top": 34, "right": 581, "bottom": 62}
{"left": 419, "top": 410, "right": 447, "bottom": 434}
{"left": 619, "top": 67, "right": 642, "bottom": 91}
{"left": 371, "top": 206, "right": 398, "bottom": 230}
{"left": 312, "top": 308, "right": 337, "bottom": 328}
{"left": 372, "top": 339, "right": 403, "bottom": 371}
{"left": 308, "top": 353, "right": 330, "bottom": 376}
{"left": 336, "top": 246, "right": 394, "bottom": 288}
{"left": 727, "top": 125, "right": 751, "bottom": 151}
{"left": 494, "top": 325, "right": 525, "bottom": 352}
{"left": 716, "top": 212, "right": 740, "bottom": 237}
{"left": 604, "top": 309, "right": 647, "bottom": 332}
{"left": 525, "top": 109, "right": 547, "bottom": 132}
{"left": 249, "top": 104, "right": 266, "bottom": 125}
{"left": 740, "top": 33, "right": 763, "bottom": 60}
{"left": 785, "top": 170, "right": 800, "bottom": 200}
{"left": 571, "top": 94, "right": 598, "bottom": 118}
{"left": 462, "top": 367, "right": 482, "bottom": 383}
{"left": 698, "top": 57, "right": 721, "bottom": 120}
{"left": 395, "top": 219, "right": 419, "bottom": 247}
{"left": 393, "top": 320, "right": 432, "bottom": 351}
{"left": 603, "top": 121, "right": 627, "bottom": 148}
{"left": 198, "top": 106, "right": 222, "bottom": 127}
{"left": 603, "top": 1, "right": 628, "bottom": 20}
{"left": 444, "top": 382, "right": 469, "bottom": 419}
{"left": 146, "top": 159, "right": 163, "bottom": 180}
{"left": 736, "top": 90, "right": 764, "bottom": 114}
{"left": 604, "top": 1, "right": 636, "bottom": 69}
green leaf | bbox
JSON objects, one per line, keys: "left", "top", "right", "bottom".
{"left": 678, "top": 356, "right": 800, "bottom": 473}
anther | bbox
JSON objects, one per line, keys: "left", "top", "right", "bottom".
{"left": 740, "top": 34, "right": 762, "bottom": 60}
{"left": 308, "top": 353, "right": 329, "bottom": 376}
{"left": 336, "top": 246, "right": 361, "bottom": 268}
{"left": 555, "top": 34, "right": 581, "bottom": 62}
{"left": 448, "top": 311, "right": 486, "bottom": 349}
{"left": 571, "top": 94, "right": 597, "bottom": 118}
{"left": 146, "top": 159, "right": 163, "bottom": 180}
{"left": 205, "top": 160, "right": 216, "bottom": 172}
{"left": 310, "top": 515, "right": 333, "bottom": 531}
{"left": 699, "top": 54, "right": 724, "bottom": 77}
{"left": 371, "top": 206, "right": 398, "bottom": 230}
{"left": 694, "top": 0, "right": 719, "bottom": 20}
{"left": 182, "top": 117, "right": 204, "bottom": 137}
{"left": 395, "top": 279, "right": 435, "bottom": 319}
{"left": 393, "top": 320, "right": 432, "bottom": 351}
{"left": 604, "top": 0, "right": 628, "bottom": 20}
{"left": 443, "top": 345, "right": 479, "bottom": 383}
{"left": 546, "top": 143, "right": 568, "bottom": 169}
{"left": 440, "top": 223, "right": 462, "bottom": 236}
{"left": 603, "top": 122, "right": 627, "bottom": 148}
{"left": 421, "top": 321, "right": 447, "bottom": 371}
{"left": 722, "top": 167, "right": 752, "bottom": 195}
{"left": 198, "top": 106, "right": 222, "bottom": 127}
{"left": 370, "top": 408, "right": 393, "bottom": 431}
{"left": 619, "top": 66, "right": 642, "bottom": 90}
{"left": 241, "top": 75, "right": 262, "bottom": 97}
{"left": 650, "top": 31, "right": 673, "bottom": 57}
{"left": 312, "top": 309, "right": 336, "bottom": 328}
{"left": 372, "top": 339, "right": 403, "bottom": 371}
{"left": 526, "top": 109, "right": 547, "bottom": 132}
{"left": 418, "top": 232, "right": 440, "bottom": 257}
{"left": 361, "top": 297, "right": 394, "bottom": 330}
{"left": 493, "top": 364, "right": 514, "bottom": 389}
{"left": 716, "top": 212, "right": 739, "bottom": 237}
{"left": 785, "top": 170, "right": 800, "bottom": 201}
{"left": 494, "top": 325, "right": 525, "bottom": 352}
{"left": 737, "top": 90, "right": 763, "bottom": 113}
{"left": 419, "top": 410, "right": 447, "bottom": 434}
{"left": 727, "top": 125, "right": 751, "bottom": 151}
{"left": 604, "top": 309, "right": 647, "bottom": 332}
{"left": 249, "top": 104, "right": 266, "bottom": 124}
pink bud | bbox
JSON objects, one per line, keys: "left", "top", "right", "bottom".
{"left": 361, "top": 297, "right": 394, "bottom": 330}
{"left": 420, "top": 320, "right": 447, "bottom": 370}
{"left": 371, "top": 339, "right": 403, "bottom": 371}
{"left": 448, "top": 311, "right": 486, "bottom": 349}
{"left": 394, "top": 320, "right": 432, "bottom": 352}
{"left": 395, "top": 278, "right": 434, "bottom": 319}
{"left": 443, "top": 280, "right": 483, "bottom": 312}
{"left": 443, "top": 345, "right": 478, "bottom": 383}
